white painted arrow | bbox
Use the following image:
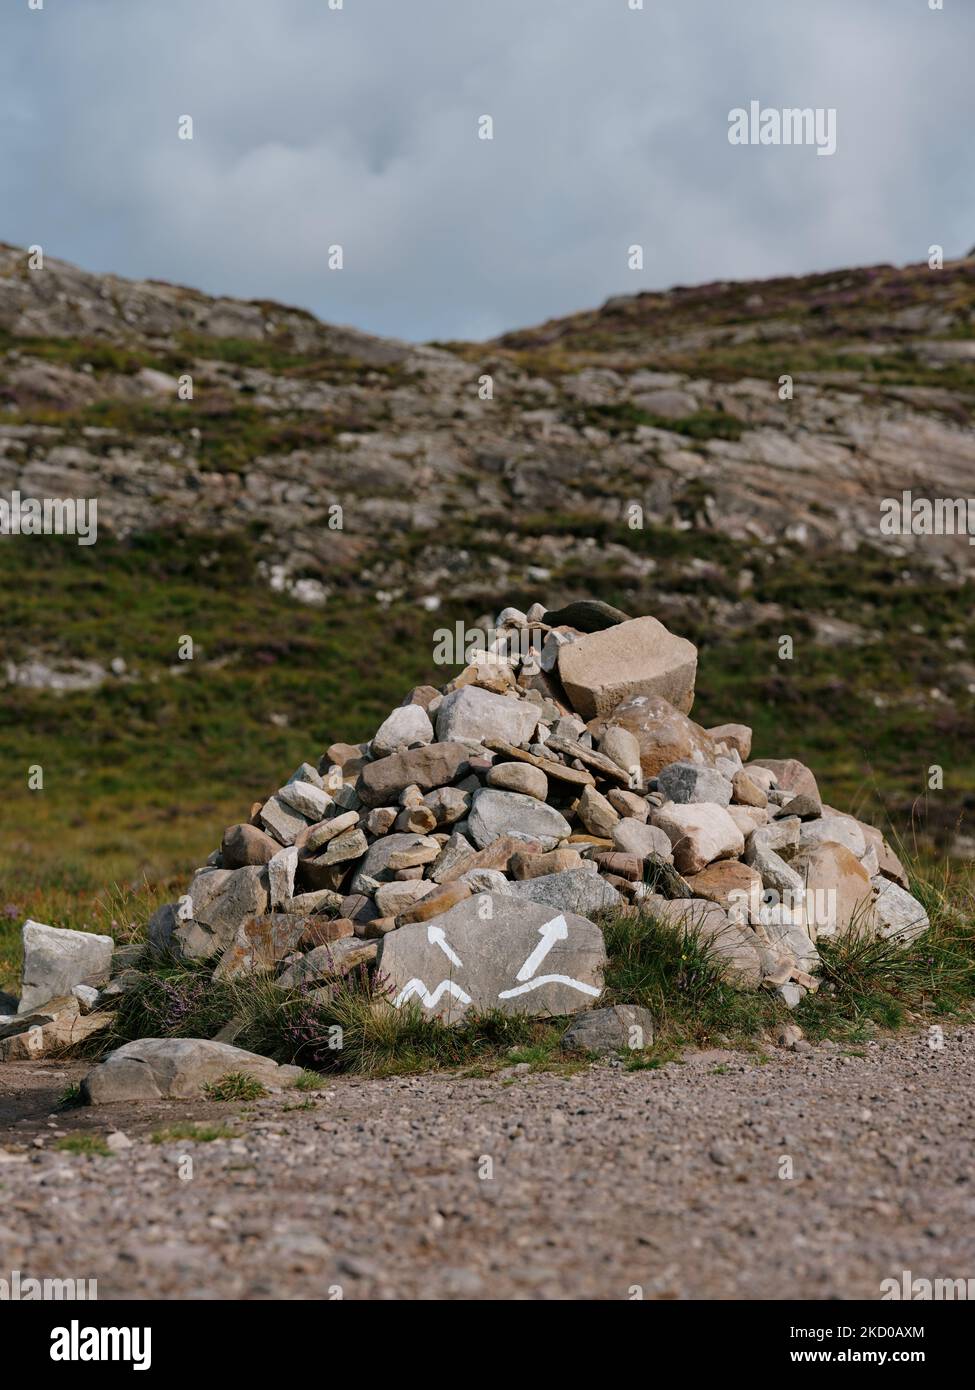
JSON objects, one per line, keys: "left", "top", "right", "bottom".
{"left": 427, "top": 924, "right": 463, "bottom": 968}
{"left": 516, "top": 914, "right": 569, "bottom": 982}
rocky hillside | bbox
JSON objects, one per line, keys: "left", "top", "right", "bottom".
{"left": 1, "top": 245, "right": 973, "bottom": 942}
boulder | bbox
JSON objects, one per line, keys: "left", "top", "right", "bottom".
{"left": 790, "top": 842, "right": 877, "bottom": 940}
{"left": 358, "top": 742, "right": 473, "bottom": 808}
{"left": 350, "top": 832, "right": 436, "bottom": 893}
{"left": 562, "top": 1004, "right": 654, "bottom": 1055}
{"left": 508, "top": 868, "right": 622, "bottom": 915}
{"left": 612, "top": 818, "right": 673, "bottom": 861}
{"left": 486, "top": 761, "right": 548, "bottom": 800}
{"left": 436, "top": 686, "right": 539, "bottom": 747}
{"left": 371, "top": 703, "right": 434, "bottom": 758}
{"left": 173, "top": 866, "right": 270, "bottom": 961}
{"left": 221, "top": 823, "right": 279, "bottom": 868}
{"left": 81, "top": 1038, "right": 301, "bottom": 1103}
{"left": 377, "top": 894, "right": 606, "bottom": 1023}
{"left": 597, "top": 725, "right": 642, "bottom": 777}
{"left": 646, "top": 898, "right": 764, "bottom": 988}
{"left": 18, "top": 921, "right": 114, "bottom": 1015}
{"left": 557, "top": 616, "right": 698, "bottom": 719}
{"left": 576, "top": 785, "right": 620, "bottom": 838}
{"left": 599, "top": 695, "right": 716, "bottom": 777}
{"left": 651, "top": 802, "right": 744, "bottom": 875}
{"left": 871, "top": 877, "right": 929, "bottom": 944}
{"left": 685, "top": 861, "right": 763, "bottom": 921}
{"left": 276, "top": 938, "right": 378, "bottom": 988}
{"left": 467, "top": 788, "right": 571, "bottom": 852}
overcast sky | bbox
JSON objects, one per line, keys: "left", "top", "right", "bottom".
{"left": 2, "top": 0, "right": 972, "bottom": 342}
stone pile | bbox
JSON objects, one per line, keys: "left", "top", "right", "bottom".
{"left": 2, "top": 599, "right": 930, "bottom": 1064}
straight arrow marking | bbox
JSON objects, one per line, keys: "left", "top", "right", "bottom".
{"left": 516, "top": 914, "right": 569, "bottom": 981}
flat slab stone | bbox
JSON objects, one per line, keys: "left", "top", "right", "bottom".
{"left": 467, "top": 788, "right": 571, "bottom": 852}
{"left": 563, "top": 1004, "right": 654, "bottom": 1055}
{"left": 377, "top": 894, "right": 606, "bottom": 1023}
{"left": 81, "top": 1038, "right": 300, "bottom": 1103}
{"left": 358, "top": 742, "right": 473, "bottom": 808}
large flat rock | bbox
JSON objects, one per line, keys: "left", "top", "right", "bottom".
{"left": 358, "top": 741, "right": 473, "bottom": 808}
{"left": 81, "top": 1038, "right": 301, "bottom": 1103}
{"left": 467, "top": 788, "right": 571, "bottom": 852}
{"left": 558, "top": 616, "right": 698, "bottom": 719}
{"left": 377, "top": 894, "right": 606, "bottom": 1023}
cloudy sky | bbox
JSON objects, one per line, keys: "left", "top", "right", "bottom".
{"left": 2, "top": 0, "right": 971, "bottom": 342}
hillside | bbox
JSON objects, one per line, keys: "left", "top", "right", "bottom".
{"left": 1, "top": 245, "right": 973, "bottom": 983}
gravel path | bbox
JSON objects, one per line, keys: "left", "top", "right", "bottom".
{"left": 2, "top": 1027, "right": 974, "bottom": 1300}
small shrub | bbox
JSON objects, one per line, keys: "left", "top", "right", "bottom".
{"left": 202, "top": 1072, "right": 268, "bottom": 1102}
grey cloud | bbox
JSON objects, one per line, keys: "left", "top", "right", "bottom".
{"left": 1, "top": 0, "right": 971, "bottom": 341}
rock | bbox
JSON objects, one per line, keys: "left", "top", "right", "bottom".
{"left": 394, "top": 804, "right": 438, "bottom": 834}
{"left": 460, "top": 868, "right": 516, "bottom": 895}
{"left": 377, "top": 895, "right": 606, "bottom": 1022}
{"left": 778, "top": 794, "right": 822, "bottom": 821}
{"left": 611, "top": 818, "right": 671, "bottom": 860}
{"left": 358, "top": 742, "right": 473, "bottom": 808}
{"left": 147, "top": 902, "right": 178, "bottom": 957}
{"left": 18, "top": 921, "right": 114, "bottom": 1014}
{"left": 422, "top": 786, "right": 471, "bottom": 826}
{"left": 287, "top": 888, "right": 344, "bottom": 915}
{"left": 483, "top": 741, "right": 596, "bottom": 789}
{"left": 81, "top": 1038, "right": 300, "bottom": 1104}
{"left": 510, "top": 848, "right": 584, "bottom": 880}
{"left": 761, "top": 916, "right": 820, "bottom": 974}
{"left": 707, "top": 723, "right": 753, "bottom": 760}
{"left": 685, "top": 861, "right": 763, "bottom": 921}
{"left": 774, "top": 1023, "right": 804, "bottom": 1049}
{"left": 746, "top": 842, "right": 804, "bottom": 904}
{"left": 259, "top": 794, "right": 312, "bottom": 846}
{"left": 429, "top": 830, "right": 476, "bottom": 883}
{"left": 651, "top": 802, "right": 744, "bottom": 875}
{"left": 486, "top": 761, "right": 548, "bottom": 800}
{"left": 541, "top": 599, "right": 631, "bottom": 632}
{"left": 386, "top": 837, "right": 440, "bottom": 870}
{"left": 277, "top": 780, "right": 331, "bottom": 821}
{"left": 563, "top": 1004, "right": 654, "bottom": 1055}
{"left": 642, "top": 855, "right": 690, "bottom": 896}
{"left": 276, "top": 939, "right": 378, "bottom": 988}
{"left": 748, "top": 758, "right": 821, "bottom": 808}
{"left": 467, "top": 789, "right": 571, "bottom": 852}
{"left": 370, "top": 703, "right": 434, "bottom": 758}
{"left": 173, "top": 866, "right": 270, "bottom": 961}
{"left": 296, "top": 811, "right": 360, "bottom": 853}
{"left": 726, "top": 805, "right": 769, "bottom": 836}
{"left": 366, "top": 806, "right": 398, "bottom": 836}
{"left": 597, "top": 725, "right": 642, "bottom": 777}
{"left": 1, "top": 996, "right": 114, "bottom": 1060}
{"left": 731, "top": 770, "right": 767, "bottom": 808}
{"left": 871, "top": 877, "right": 930, "bottom": 943}
{"left": 212, "top": 914, "right": 310, "bottom": 979}
{"left": 221, "top": 823, "right": 279, "bottom": 868}
{"left": 435, "top": 686, "right": 539, "bottom": 747}
{"left": 657, "top": 761, "right": 733, "bottom": 807}
{"left": 749, "top": 817, "right": 801, "bottom": 856}
{"left": 600, "top": 695, "right": 716, "bottom": 777}
{"left": 576, "top": 785, "right": 620, "bottom": 838}
{"left": 298, "top": 917, "right": 354, "bottom": 949}
{"left": 403, "top": 685, "right": 441, "bottom": 711}
{"left": 350, "top": 834, "right": 436, "bottom": 895}
{"left": 557, "top": 616, "right": 698, "bottom": 719}
{"left": 267, "top": 846, "right": 298, "bottom": 908}
{"left": 542, "top": 736, "right": 631, "bottom": 784}
{"left": 394, "top": 880, "right": 473, "bottom": 926}
{"left": 72, "top": 983, "right": 100, "bottom": 1012}
{"left": 798, "top": 815, "right": 866, "bottom": 858}
{"left": 509, "top": 868, "right": 623, "bottom": 915}
{"left": 790, "top": 842, "right": 877, "bottom": 940}
{"left": 607, "top": 788, "right": 649, "bottom": 821}
{"left": 374, "top": 879, "right": 435, "bottom": 917}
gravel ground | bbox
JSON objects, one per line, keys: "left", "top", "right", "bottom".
{"left": 2, "top": 1026, "right": 974, "bottom": 1301}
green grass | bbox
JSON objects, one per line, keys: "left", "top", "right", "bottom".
{"left": 201, "top": 1072, "right": 268, "bottom": 1102}
{"left": 291, "top": 1069, "right": 329, "bottom": 1091}
{"left": 54, "top": 1134, "right": 110, "bottom": 1157}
